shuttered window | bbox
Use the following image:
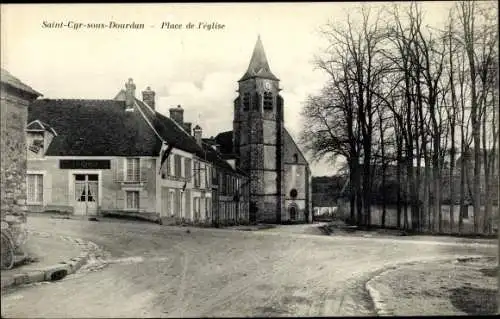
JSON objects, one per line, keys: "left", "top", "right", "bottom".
{"left": 243, "top": 93, "right": 250, "bottom": 111}
{"left": 27, "top": 174, "right": 43, "bottom": 204}
{"left": 253, "top": 92, "right": 260, "bottom": 111}
{"left": 126, "top": 158, "right": 140, "bottom": 181}
{"left": 194, "top": 161, "right": 201, "bottom": 188}
{"left": 205, "top": 166, "right": 211, "bottom": 187}
{"left": 174, "top": 155, "right": 182, "bottom": 177}
{"left": 263, "top": 92, "right": 273, "bottom": 110}
{"left": 184, "top": 158, "right": 192, "bottom": 181}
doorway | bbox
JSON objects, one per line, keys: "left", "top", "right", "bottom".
{"left": 289, "top": 205, "right": 297, "bottom": 221}
{"left": 74, "top": 174, "right": 98, "bottom": 215}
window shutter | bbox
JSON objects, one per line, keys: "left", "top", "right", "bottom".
{"left": 116, "top": 190, "right": 125, "bottom": 209}
{"left": 114, "top": 158, "right": 124, "bottom": 182}
{"left": 139, "top": 190, "right": 148, "bottom": 211}
{"left": 175, "top": 189, "right": 181, "bottom": 217}
{"left": 140, "top": 159, "right": 148, "bottom": 182}
{"left": 185, "top": 158, "right": 191, "bottom": 181}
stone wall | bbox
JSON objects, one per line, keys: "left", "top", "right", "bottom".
{"left": 1, "top": 87, "right": 33, "bottom": 250}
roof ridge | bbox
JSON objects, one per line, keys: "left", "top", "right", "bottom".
{"left": 39, "top": 98, "right": 120, "bottom": 102}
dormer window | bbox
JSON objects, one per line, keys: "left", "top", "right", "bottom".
{"left": 263, "top": 92, "right": 273, "bottom": 110}
{"left": 243, "top": 93, "right": 250, "bottom": 111}
{"left": 28, "top": 139, "right": 44, "bottom": 154}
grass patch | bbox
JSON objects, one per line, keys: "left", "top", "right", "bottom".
{"left": 449, "top": 286, "right": 497, "bottom": 315}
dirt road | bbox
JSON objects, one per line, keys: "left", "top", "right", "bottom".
{"left": 1, "top": 216, "right": 496, "bottom": 317}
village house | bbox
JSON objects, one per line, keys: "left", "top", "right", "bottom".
{"left": 26, "top": 79, "right": 249, "bottom": 225}
{"left": 1, "top": 68, "right": 42, "bottom": 253}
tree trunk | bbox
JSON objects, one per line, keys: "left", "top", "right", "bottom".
{"left": 396, "top": 139, "right": 402, "bottom": 229}
{"left": 459, "top": 152, "right": 466, "bottom": 233}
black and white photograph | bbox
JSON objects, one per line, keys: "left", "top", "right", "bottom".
{"left": 0, "top": 1, "right": 499, "bottom": 317}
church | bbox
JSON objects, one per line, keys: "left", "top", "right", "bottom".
{"left": 210, "top": 36, "right": 312, "bottom": 223}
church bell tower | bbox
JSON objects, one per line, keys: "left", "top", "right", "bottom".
{"left": 233, "top": 36, "right": 285, "bottom": 223}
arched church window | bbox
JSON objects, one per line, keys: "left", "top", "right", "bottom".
{"left": 253, "top": 92, "right": 261, "bottom": 111}
{"left": 243, "top": 93, "right": 250, "bottom": 111}
{"left": 263, "top": 92, "right": 273, "bottom": 110}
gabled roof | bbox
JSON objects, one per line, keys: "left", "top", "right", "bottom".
{"left": 26, "top": 119, "right": 57, "bottom": 135}
{"left": 283, "top": 129, "right": 308, "bottom": 165}
{"left": 29, "top": 99, "right": 161, "bottom": 156}
{"left": 214, "top": 130, "right": 234, "bottom": 155}
{"left": 215, "top": 128, "right": 309, "bottom": 166}
{"left": 134, "top": 99, "right": 204, "bottom": 156}
{"left": 239, "top": 36, "right": 279, "bottom": 82}
{"left": 1, "top": 68, "right": 42, "bottom": 97}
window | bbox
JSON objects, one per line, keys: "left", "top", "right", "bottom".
{"left": 126, "top": 158, "right": 140, "bottom": 181}
{"left": 205, "top": 166, "right": 211, "bottom": 187}
{"left": 126, "top": 191, "right": 139, "bottom": 209}
{"left": 200, "top": 163, "right": 205, "bottom": 188}
{"left": 205, "top": 197, "right": 211, "bottom": 218}
{"left": 194, "top": 197, "right": 200, "bottom": 216}
{"left": 263, "top": 92, "right": 273, "bottom": 110}
{"left": 243, "top": 93, "right": 250, "bottom": 111}
{"left": 170, "top": 191, "right": 175, "bottom": 216}
{"left": 253, "top": 92, "right": 261, "bottom": 111}
{"left": 194, "top": 161, "right": 200, "bottom": 188}
{"left": 184, "top": 158, "right": 192, "bottom": 181}
{"left": 293, "top": 153, "right": 299, "bottom": 163}
{"left": 167, "top": 156, "right": 173, "bottom": 176}
{"left": 174, "top": 155, "right": 182, "bottom": 177}
{"left": 27, "top": 174, "right": 43, "bottom": 204}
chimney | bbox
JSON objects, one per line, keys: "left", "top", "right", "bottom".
{"left": 193, "top": 125, "right": 202, "bottom": 146}
{"left": 169, "top": 105, "right": 184, "bottom": 125}
{"left": 142, "top": 86, "right": 155, "bottom": 110}
{"left": 183, "top": 122, "right": 192, "bottom": 135}
{"left": 125, "top": 78, "right": 136, "bottom": 110}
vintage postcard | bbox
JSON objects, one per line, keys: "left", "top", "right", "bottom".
{"left": 1, "top": 2, "right": 498, "bottom": 317}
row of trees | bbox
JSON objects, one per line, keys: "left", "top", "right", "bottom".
{"left": 301, "top": 2, "right": 498, "bottom": 234}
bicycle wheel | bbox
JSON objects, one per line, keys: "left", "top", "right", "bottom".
{"left": 1, "top": 231, "right": 15, "bottom": 270}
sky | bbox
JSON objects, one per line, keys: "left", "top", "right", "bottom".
{"left": 1, "top": 2, "right": 458, "bottom": 176}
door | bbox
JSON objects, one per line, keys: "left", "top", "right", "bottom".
{"left": 249, "top": 201, "right": 257, "bottom": 223}
{"left": 212, "top": 189, "right": 219, "bottom": 225}
{"left": 289, "top": 205, "right": 297, "bottom": 221}
{"left": 74, "top": 174, "right": 99, "bottom": 215}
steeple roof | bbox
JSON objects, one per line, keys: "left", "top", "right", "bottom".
{"left": 239, "top": 36, "right": 279, "bottom": 82}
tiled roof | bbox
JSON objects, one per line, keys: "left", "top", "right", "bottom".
{"left": 29, "top": 99, "right": 161, "bottom": 156}
{"left": 239, "top": 36, "right": 279, "bottom": 82}
{"left": 214, "top": 130, "right": 234, "bottom": 154}
{"left": 135, "top": 99, "right": 243, "bottom": 175}
{"left": 215, "top": 128, "right": 308, "bottom": 165}
{"left": 134, "top": 99, "right": 204, "bottom": 156}
{"left": 1, "top": 68, "right": 42, "bottom": 96}
{"left": 283, "top": 129, "right": 308, "bottom": 165}
{"left": 28, "top": 93, "right": 250, "bottom": 175}
{"left": 201, "top": 141, "right": 246, "bottom": 175}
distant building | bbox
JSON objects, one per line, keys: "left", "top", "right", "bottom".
{"left": 26, "top": 79, "right": 249, "bottom": 225}
{"left": 1, "top": 68, "right": 41, "bottom": 247}
{"left": 213, "top": 36, "right": 312, "bottom": 223}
